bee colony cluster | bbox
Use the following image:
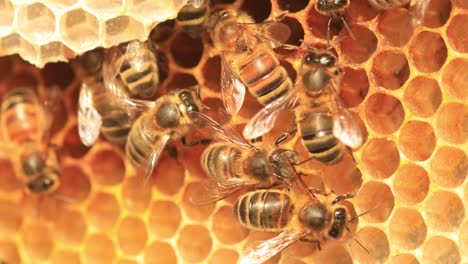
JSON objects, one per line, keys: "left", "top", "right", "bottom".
{"left": 0, "top": 0, "right": 466, "bottom": 263}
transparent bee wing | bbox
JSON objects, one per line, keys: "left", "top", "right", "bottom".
{"left": 191, "top": 110, "right": 253, "bottom": 149}
{"left": 243, "top": 85, "right": 299, "bottom": 140}
{"left": 329, "top": 87, "right": 364, "bottom": 149}
{"left": 221, "top": 55, "right": 246, "bottom": 115}
{"left": 410, "top": 0, "right": 431, "bottom": 26}
{"left": 141, "top": 134, "right": 172, "bottom": 185}
{"left": 239, "top": 231, "right": 304, "bottom": 264}
{"left": 41, "top": 85, "right": 61, "bottom": 144}
{"left": 190, "top": 178, "right": 250, "bottom": 205}
{"left": 78, "top": 83, "right": 102, "bottom": 147}
{"left": 187, "top": 0, "right": 204, "bottom": 8}
{"left": 102, "top": 43, "right": 126, "bottom": 97}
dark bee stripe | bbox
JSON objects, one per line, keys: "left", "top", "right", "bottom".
{"left": 124, "top": 65, "right": 153, "bottom": 83}
{"left": 177, "top": 6, "right": 208, "bottom": 21}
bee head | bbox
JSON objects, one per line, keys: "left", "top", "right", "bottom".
{"left": 328, "top": 207, "right": 348, "bottom": 239}
{"left": 304, "top": 51, "right": 337, "bottom": 67}
{"left": 178, "top": 88, "right": 203, "bottom": 119}
{"left": 26, "top": 173, "right": 60, "bottom": 194}
{"left": 299, "top": 204, "right": 332, "bottom": 232}
{"left": 207, "top": 10, "right": 243, "bottom": 51}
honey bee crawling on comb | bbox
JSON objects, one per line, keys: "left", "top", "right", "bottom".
{"left": 0, "top": 87, "right": 61, "bottom": 194}
{"left": 189, "top": 109, "right": 317, "bottom": 204}
{"left": 206, "top": 8, "right": 294, "bottom": 116}
{"left": 235, "top": 189, "right": 366, "bottom": 263}
{"left": 315, "top": 0, "right": 356, "bottom": 47}
{"left": 176, "top": 0, "right": 210, "bottom": 38}
{"left": 243, "top": 48, "right": 364, "bottom": 165}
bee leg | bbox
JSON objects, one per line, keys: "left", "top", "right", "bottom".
{"left": 181, "top": 136, "right": 212, "bottom": 146}
{"left": 250, "top": 136, "right": 263, "bottom": 144}
{"left": 275, "top": 127, "right": 297, "bottom": 146}
{"left": 327, "top": 17, "right": 332, "bottom": 49}
{"left": 166, "top": 145, "right": 178, "bottom": 159}
{"left": 292, "top": 155, "right": 316, "bottom": 166}
{"left": 331, "top": 191, "right": 357, "bottom": 205}
{"left": 340, "top": 16, "right": 356, "bottom": 41}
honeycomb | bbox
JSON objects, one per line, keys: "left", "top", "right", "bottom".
{"left": 0, "top": 0, "right": 467, "bottom": 263}
{"left": 0, "top": 0, "right": 189, "bottom": 67}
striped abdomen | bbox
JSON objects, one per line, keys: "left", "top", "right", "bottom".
{"left": 237, "top": 48, "right": 292, "bottom": 106}
{"left": 202, "top": 143, "right": 243, "bottom": 183}
{"left": 177, "top": 4, "right": 209, "bottom": 38}
{"left": 115, "top": 42, "right": 159, "bottom": 99}
{"left": 0, "top": 88, "right": 44, "bottom": 145}
{"left": 297, "top": 107, "right": 344, "bottom": 164}
{"left": 367, "top": 0, "right": 410, "bottom": 9}
{"left": 234, "top": 190, "right": 294, "bottom": 232}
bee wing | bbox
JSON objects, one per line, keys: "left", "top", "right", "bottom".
{"left": 244, "top": 21, "right": 291, "bottom": 49}
{"left": 187, "top": 0, "right": 204, "bottom": 8}
{"left": 102, "top": 43, "right": 126, "bottom": 96}
{"left": 243, "top": 85, "right": 299, "bottom": 140}
{"left": 191, "top": 110, "right": 253, "bottom": 149}
{"left": 78, "top": 83, "right": 103, "bottom": 147}
{"left": 190, "top": 178, "right": 250, "bottom": 205}
{"left": 141, "top": 134, "right": 172, "bottom": 185}
{"left": 221, "top": 54, "right": 246, "bottom": 115}
{"left": 329, "top": 87, "right": 364, "bottom": 149}
{"left": 410, "top": 0, "right": 430, "bottom": 26}
{"left": 239, "top": 231, "right": 304, "bottom": 264}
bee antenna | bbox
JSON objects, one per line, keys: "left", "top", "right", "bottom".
{"left": 340, "top": 16, "right": 356, "bottom": 41}
{"left": 53, "top": 194, "right": 78, "bottom": 204}
{"left": 348, "top": 204, "right": 381, "bottom": 223}
{"left": 345, "top": 226, "right": 369, "bottom": 254}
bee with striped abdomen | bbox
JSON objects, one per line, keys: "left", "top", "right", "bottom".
{"left": 243, "top": 48, "right": 364, "bottom": 165}
{"left": 0, "top": 87, "right": 61, "bottom": 194}
{"left": 176, "top": 0, "right": 210, "bottom": 38}
{"left": 206, "top": 9, "right": 293, "bottom": 115}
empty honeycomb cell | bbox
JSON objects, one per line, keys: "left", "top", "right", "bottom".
{"left": 0, "top": 34, "right": 22, "bottom": 56}
{"left": 306, "top": 7, "right": 342, "bottom": 43}
{"left": 212, "top": 205, "right": 249, "bottom": 244}
{"left": 21, "top": 222, "right": 54, "bottom": 260}
{"left": 0, "top": 56, "right": 13, "bottom": 82}
{"left": 403, "top": 76, "right": 442, "bottom": 117}
{"left": 0, "top": 240, "right": 20, "bottom": 264}
{"left": 398, "top": 120, "right": 436, "bottom": 161}
{"left": 166, "top": 73, "right": 198, "bottom": 92}
{"left": 209, "top": 248, "right": 239, "bottom": 264}
{"left": 365, "top": 93, "right": 405, "bottom": 134}
{"left": 349, "top": 227, "right": 390, "bottom": 263}
{"left": 393, "top": 163, "right": 429, "bottom": 205}
{"left": 371, "top": 51, "right": 409, "bottom": 90}
{"left": 435, "top": 102, "right": 468, "bottom": 144}
{"left": 409, "top": 31, "right": 447, "bottom": 73}
{"left": 424, "top": 191, "right": 464, "bottom": 232}
{"left": 355, "top": 181, "right": 394, "bottom": 223}
{"left": 62, "top": 124, "right": 91, "bottom": 158}
{"left": 117, "top": 216, "right": 148, "bottom": 255}
{"left": 150, "top": 20, "right": 175, "bottom": 44}
{"left": 442, "top": 58, "right": 468, "bottom": 100}
{"left": 84, "top": 233, "right": 116, "bottom": 264}
{"left": 421, "top": 0, "right": 452, "bottom": 28}
{"left": 170, "top": 32, "right": 203, "bottom": 68}
{"left": 182, "top": 182, "right": 216, "bottom": 221}
{"left": 0, "top": 200, "right": 22, "bottom": 235}
{"left": 16, "top": 3, "right": 55, "bottom": 45}
{"left": 60, "top": 9, "right": 100, "bottom": 52}
{"left": 41, "top": 62, "right": 74, "bottom": 89}
{"left": 423, "top": 236, "right": 460, "bottom": 264}
{"left": 430, "top": 146, "right": 467, "bottom": 188}
{"left": 152, "top": 155, "right": 185, "bottom": 195}
{"left": 461, "top": 221, "right": 468, "bottom": 255}
{"left": 338, "top": 25, "right": 378, "bottom": 64}
{"left": 177, "top": 224, "right": 212, "bottom": 262}
{"left": 361, "top": 138, "right": 399, "bottom": 179}
{"left": 377, "top": 8, "right": 412, "bottom": 47}
{"left": 0, "top": 159, "right": 21, "bottom": 193}
{"left": 280, "top": 17, "right": 304, "bottom": 46}
{"left": 310, "top": 241, "right": 352, "bottom": 264}
{"left": 144, "top": 241, "right": 177, "bottom": 264}
{"left": 51, "top": 250, "right": 81, "bottom": 264}
{"left": 388, "top": 208, "right": 427, "bottom": 249}
{"left": 453, "top": 0, "right": 468, "bottom": 8}
{"left": 88, "top": 148, "right": 125, "bottom": 186}
{"left": 388, "top": 254, "right": 420, "bottom": 264}
{"left": 323, "top": 154, "right": 363, "bottom": 194}
{"left": 84, "top": 0, "right": 123, "bottom": 19}
{"left": 55, "top": 165, "right": 91, "bottom": 203}
{"left": 121, "top": 176, "right": 152, "bottom": 213}
{"left": 118, "top": 259, "right": 138, "bottom": 264}
{"left": 86, "top": 192, "right": 121, "bottom": 231}
{"left": 54, "top": 208, "right": 87, "bottom": 245}
{"left": 148, "top": 200, "right": 181, "bottom": 238}
{"left": 38, "top": 41, "right": 74, "bottom": 65}
{"left": 339, "top": 67, "right": 369, "bottom": 108}
{"left": 0, "top": 1, "right": 13, "bottom": 37}
{"left": 19, "top": 195, "right": 60, "bottom": 222}
{"left": 240, "top": 0, "right": 271, "bottom": 22}
{"left": 202, "top": 56, "right": 221, "bottom": 92}
{"left": 103, "top": 16, "right": 145, "bottom": 47}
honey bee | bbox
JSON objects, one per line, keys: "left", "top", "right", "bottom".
{"left": 191, "top": 111, "right": 315, "bottom": 204}
{"left": 234, "top": 189, "right": 357, "bottom": 263}
{"left": 125, "top": 87, "right": 206, "bottom": 182}
{"left": 315, "top": 0, "right": 355, "bottom": 46}
{"left": 0, "top": 87, "right": 60, "bottom": 194}
{"left": 243, "top": 48, "right": 364, "bottom": 165}
{"left": 176, "top": 0, "right": 210, "bottom": 38}
{"left": 206, "top": 9, "right": 293, "bottom": 115}
{"left": 76, "top": 48, "right": 136, "bottom": 147}
{"left": 368, "top": 0, "right": 430, "bottom": 25}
